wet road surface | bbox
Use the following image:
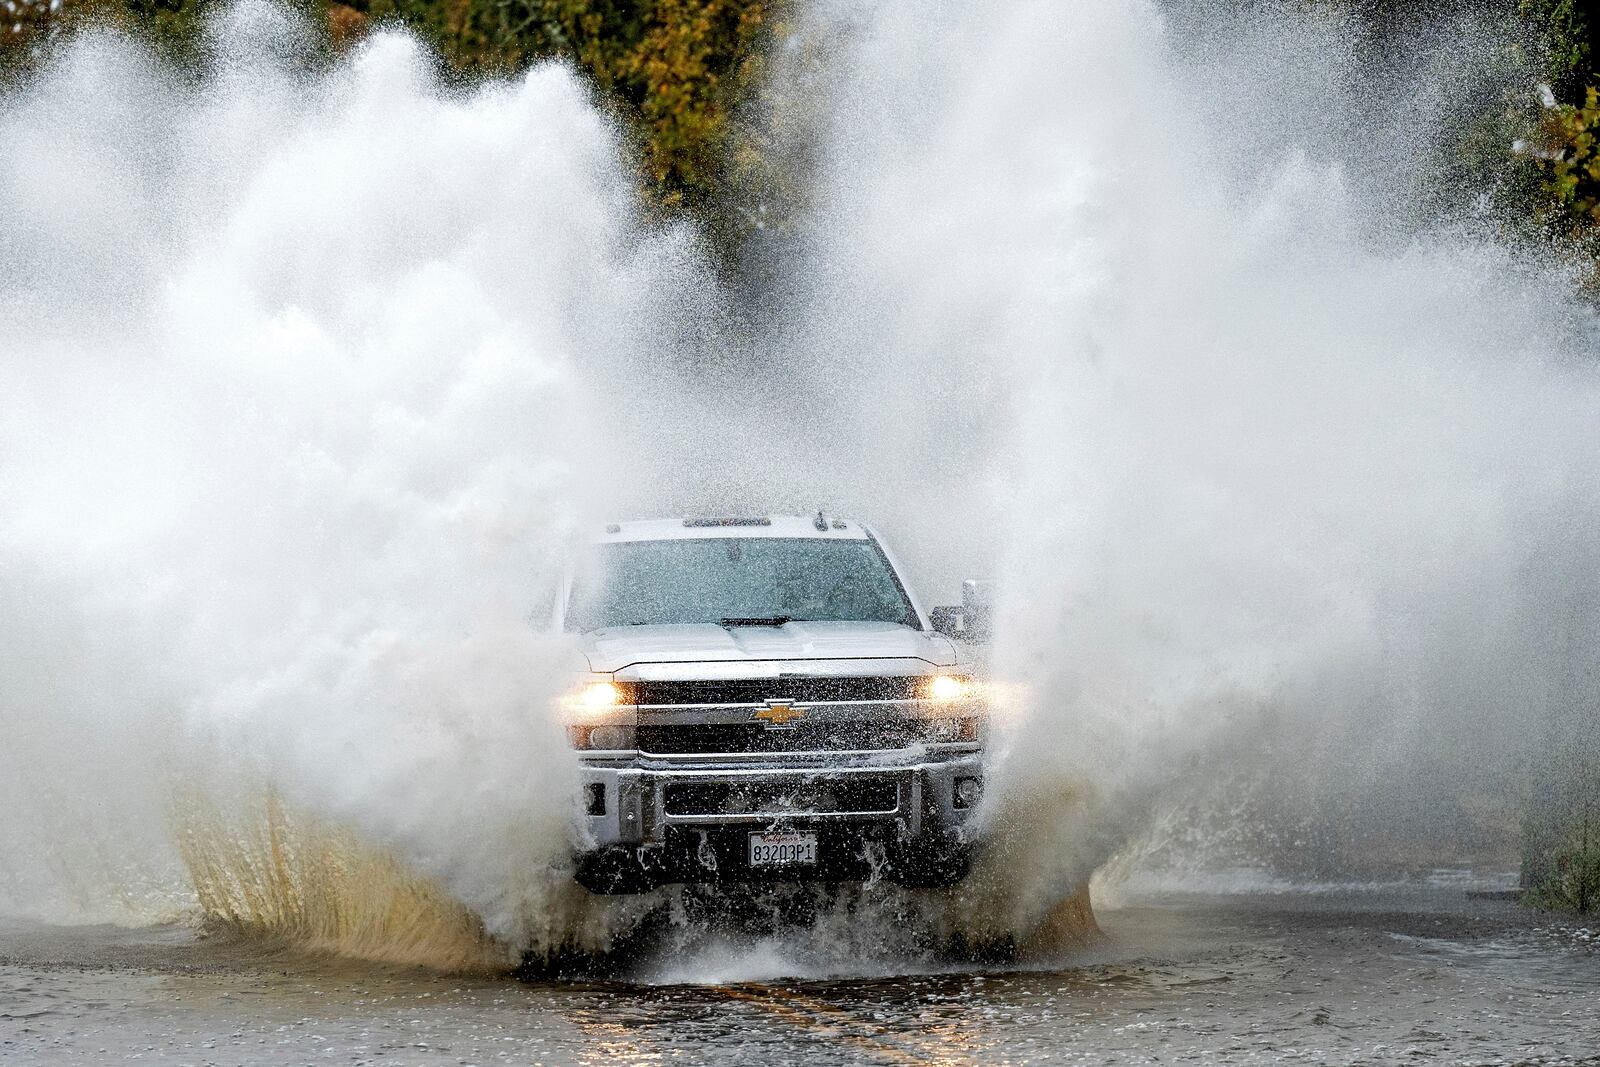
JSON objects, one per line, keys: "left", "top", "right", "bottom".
{"left": 2, "top": 886, "right": 1596, "bottom": 1065}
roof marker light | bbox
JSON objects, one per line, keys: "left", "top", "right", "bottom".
{"left": 683, "top": 517, "right": 773, "bottom": 527}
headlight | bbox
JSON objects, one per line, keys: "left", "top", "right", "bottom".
{"left": 578, "top": 680, "right": 621, "bottom": 708}
{"left": 562, "top": 677, "right": 636, "bottom": 712}
{"left": 921, "top": 674, "right": 975, "bottom": 703}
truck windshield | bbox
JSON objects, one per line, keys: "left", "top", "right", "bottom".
{"left": 568, "top": 538, "right": 918, "bottom": 630}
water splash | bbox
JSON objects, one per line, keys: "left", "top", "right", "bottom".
{"left": 0, "top": 2, "right": 705, "bottom": 957}
{"left": 775, "top": 0, "right": 1600, "bottom": 936}
{"left": 175, "top": 785, "right": 511, "bottom": 970}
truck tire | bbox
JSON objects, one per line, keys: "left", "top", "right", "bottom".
{"left": 574, "top": 847, "right": 657, "bottom": 894}
{"left": 888, "top": 844, "right": 973, "bottom": 889}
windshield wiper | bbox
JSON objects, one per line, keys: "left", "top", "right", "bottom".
{"left": 720, "top": 615, "right": 793, "bottom": 627}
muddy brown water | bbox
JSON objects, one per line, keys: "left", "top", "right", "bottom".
{"left": 2, "top": 885, "right": 1596, "bottom": 1066}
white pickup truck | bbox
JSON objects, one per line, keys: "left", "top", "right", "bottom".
{"left": 553, "top": 514, "right": 990, "bottom": 893}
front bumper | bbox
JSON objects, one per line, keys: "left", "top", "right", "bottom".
{"left": 576, "top": 746, "right": 984, "bottom": 853}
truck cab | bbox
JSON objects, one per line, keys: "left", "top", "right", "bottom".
{"left": 555, "top": 514, "right": 987, "bottom": 893}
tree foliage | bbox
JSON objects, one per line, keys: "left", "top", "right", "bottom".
{"left": 1522, "top": 86, "right": 1600, "bottom": 230}
{"left": 1518, "top": 0, "right": 1594, "bottom": 100}
{"left": 1525, "top": 809, "right": 1600, "bottom": 913}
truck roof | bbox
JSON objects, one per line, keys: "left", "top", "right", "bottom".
{"left": 598, "top": 515, "right": 870, "bottom": 544}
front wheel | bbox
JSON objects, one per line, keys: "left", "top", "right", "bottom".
{"left": 574, "top": 847, "right": 658, "bottom": 894}
{"left": 887, "top": 843, "right": 973, "bottom": 889}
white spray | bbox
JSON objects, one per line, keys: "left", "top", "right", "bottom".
{"left": 0, "top": 2, "right": 707, "bottom": 955}
{"left": 779, "top": 0, "right": 1600, "bottom": 933}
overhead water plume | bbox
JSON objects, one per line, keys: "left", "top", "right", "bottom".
{"left": 0, "top": 1, "right": 706, "bottom": 957}
{"left": 762, "top": 0, "right": 1600, "bottom": 935}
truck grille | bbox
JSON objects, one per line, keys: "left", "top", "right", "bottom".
{"left": 638, "top": 721, "right": 929, "bottom": 754}
{"left": 664, "top": 779, "right": 899, "bottom": 817}
{"left": 635, "top": 676, "right": 921, "bottom": 706}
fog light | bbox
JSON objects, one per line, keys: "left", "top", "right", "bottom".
{"left": 587, "top": 725, "right": 634, "bottom": 751}
{"left": 953, "top": 777, "right": 982, "bottom": 809}
{"left": 926, "top": 717, "right": 979, "bottom": 743}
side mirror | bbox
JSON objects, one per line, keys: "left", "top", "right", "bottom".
{"left": 930, "top": 579, "right": 996, "bottom": 642}
{"left": 930, "top": 605, "right": 965, "bottom": 638}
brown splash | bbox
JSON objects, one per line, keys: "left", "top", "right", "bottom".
{"left": 1017, "top": 882, "right": 1102, "bottom": 957}
{"left": 172, "top": 785, "right": 514, "bottom": 973}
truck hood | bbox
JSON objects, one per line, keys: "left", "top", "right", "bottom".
{"left": 580, "top": 621, "right": 959, "bottom": 676}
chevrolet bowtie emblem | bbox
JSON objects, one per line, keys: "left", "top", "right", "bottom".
{"left": 754, "top": 702, "right": 806, "bottom": 727}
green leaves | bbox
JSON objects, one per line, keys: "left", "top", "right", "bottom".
{"left": 1522, "top": 85, "right": 1600, "bottom": 230}
{"left": 1525, "top": 813, "right": 1600, "bottom": 913}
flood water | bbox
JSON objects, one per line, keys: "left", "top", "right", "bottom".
{"left": 4, "top": 882, "right": 1595, "bottom": 1066}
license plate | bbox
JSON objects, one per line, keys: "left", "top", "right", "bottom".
{"left": 748, "top": 831, "right": 818, "bottom": 867}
